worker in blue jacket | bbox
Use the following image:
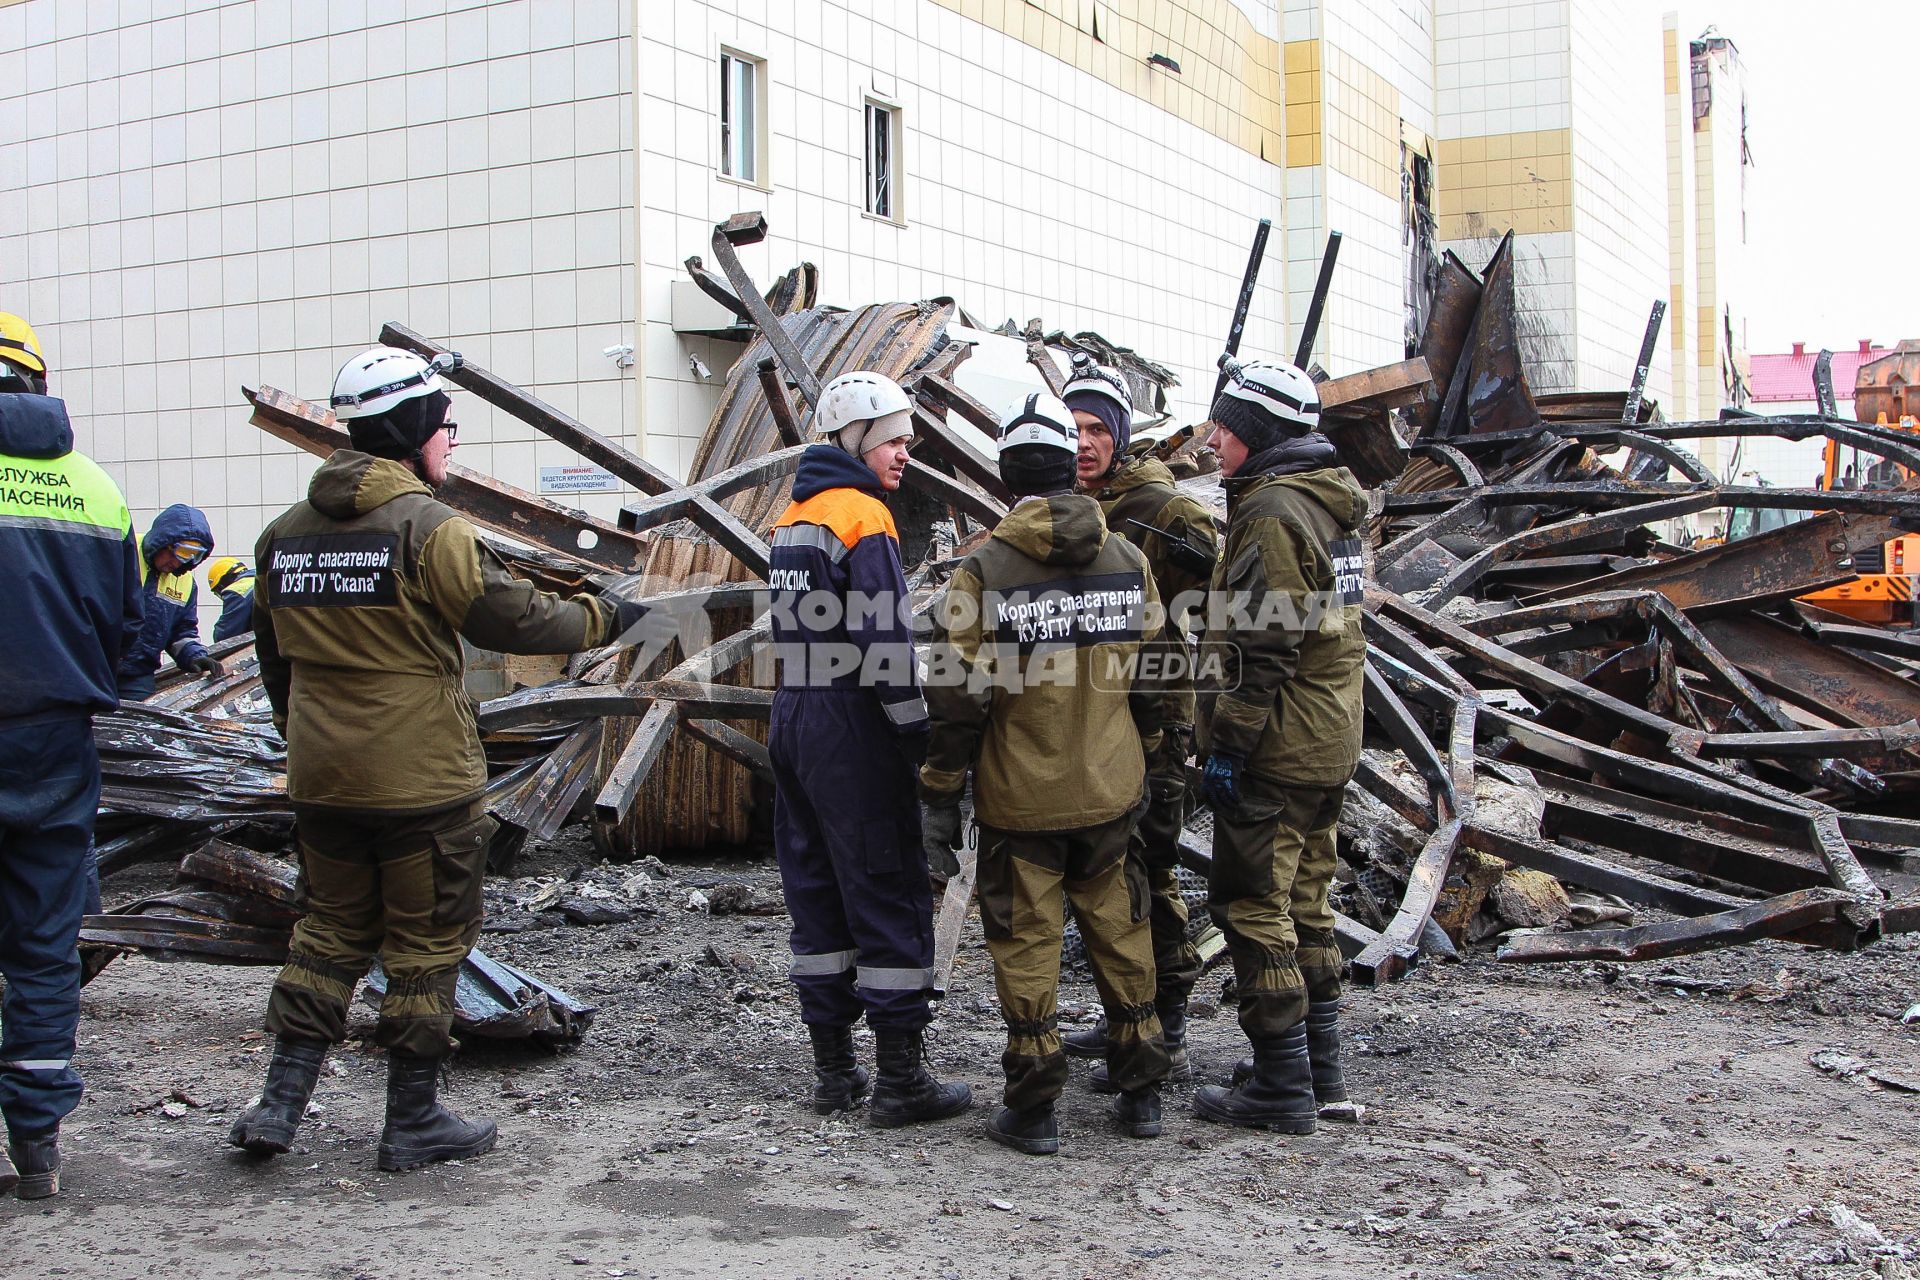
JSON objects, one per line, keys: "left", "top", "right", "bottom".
{"left": 0, "top": 311, "right": 143, "bottom": 1199}
{"left": 116, "top": 502, "right": 221, "bottom": 700}
{"left": 205, "top": 556, "right": 255, "bottom": 641}
{"left": 767, "top": 371, "right": 970, "bottom": 1131}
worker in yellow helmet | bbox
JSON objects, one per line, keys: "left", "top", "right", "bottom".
{"left": 0, "top": 312, "right": 143, "bottom": 1198}
{"left": 205, "top": 557, "right": 256, "bottom": 641}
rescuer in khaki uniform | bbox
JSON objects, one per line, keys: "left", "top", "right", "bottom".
{"left": 229, "top": 347, "right": 635, "bottom": 1172}
{"left": 921, "top": 392, "right": 1173, "bottom": 1155}
{"left": 1058, "top": 356, "right": 1217, "bottom": 1088}
{"left": 1190, "top": 356, "right": 1366, "bottom": 1134}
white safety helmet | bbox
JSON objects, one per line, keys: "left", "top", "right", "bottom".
{"left": 330, "top": 346, "right": 461, "bottom": 421}
{"left": 1213, "top": 354, "right": 1321, "bottom": 433}
{"left": 815, "top": 371, "right": 914, "bottom": 437}
{"left": 997, "top": 392, "right": 1079, "bottom": 454}
{"left": 1060, "top": 353, "right": 1131, "bottom": 417}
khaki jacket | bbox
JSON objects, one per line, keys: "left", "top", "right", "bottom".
{"left": 255, "top": 451, "right": 616, "bottom": 811}
{"left": 1198, "top": 463, "right": 1366, "bottom": 788}
{"left": 921, "top": 493, "right": 1169, "bottom": 832}
{"left": 1091, "top": 446, "right": 1218, "bottom": 742}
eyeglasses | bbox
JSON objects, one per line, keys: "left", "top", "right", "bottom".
{"left": 442, "top": 423, "right": 459, "bottom": 443}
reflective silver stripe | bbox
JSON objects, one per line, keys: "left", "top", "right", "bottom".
{"left": 856, "top": 965, "right": 935, "bottom": 990}
{"left": 773, "top": 522, "right": 851, "bottom": 564}
{"left": 0, "top": 512, "right": 127, "bottom": 540}
{"left": 882, "top": 694, "right": 928, "bottom": 726}
{"left": 788, "top": 949, "right": 857, "bottom": 976}
{"left": 0, "top": 1059, "right": 71, "bottom": 1071}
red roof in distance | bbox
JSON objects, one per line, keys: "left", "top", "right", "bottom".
{"left": 1749, "top": 340, "right": 1891, "bottom": 403}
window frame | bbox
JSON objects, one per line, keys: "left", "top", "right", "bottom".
{"left": 718, "top": 46, "right": 769, "bottom": 191}
{"left": 862, "top": 95, "right": 905, "bottom": 226}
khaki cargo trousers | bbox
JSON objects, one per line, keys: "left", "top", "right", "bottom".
{"left": 977, "top": 813, "right": 1171, "bottom": 1111}
{"left": 265, "top": 797, "right": 494, "bottom": 1058}
{"left": 1207, "top": 777, "right": 1346, "bottom": 1040}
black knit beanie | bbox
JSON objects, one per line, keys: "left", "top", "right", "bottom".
{"left": 999, "top": 444, "right": 1077, "bottom": 497}
{"left": 1208, "top": 391, "right": 1292, "bottom": 454}
{"left": 348, "top": 389, "right": 452, "bottom": 460}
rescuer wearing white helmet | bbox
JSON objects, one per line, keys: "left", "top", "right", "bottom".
{"left": 230, "top": 346, "right": 641, "bottom": 1172}
{"left": 920, "top": 391, "right": 1174, "bottom": 1155}
{"left": 1060, "top": 355, "right": 1218, "bottom": 1089}
{"left": 1192, "top": 353, "right": 1367, "bottom": 1133}
{"left": 766, "top": 370, "right": 971, "bottom": 1131}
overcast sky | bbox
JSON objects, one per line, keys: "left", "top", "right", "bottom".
{"left": 1659, "top": 1, "right": 1920, "bottom": 354}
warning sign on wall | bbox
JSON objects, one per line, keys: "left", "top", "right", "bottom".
{"left": 538, "top": 464, "right": 620, "bottom": 494}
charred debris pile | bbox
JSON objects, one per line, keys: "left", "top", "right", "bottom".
{"left": 85, "top": 219, "right": 1920, "bottom": 1040}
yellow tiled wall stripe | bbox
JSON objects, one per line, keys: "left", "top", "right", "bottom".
{"left": 1321, "top": 42, "right": 1400, "bottom": 199}
{"left": 1284, "top": 39, "right": 1320, "bottom": 169}
{"left": 1434, "top": 128, "right": 1574, "bottom": 239}
{"left": 936, "top": 0, "right": 1284, "bottom": 165}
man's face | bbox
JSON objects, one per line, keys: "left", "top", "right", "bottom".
{"left": 1205, "top": 421, "right": 1249, "bottom": 477}
{"left": 1074, "top": 410, "right": 1114, "bottom": 486}
{"left": 862, "top": 435, "right": 910, "bottom": 492}
{"left": 418, "top": 400, "right": 457, "bottom": 487}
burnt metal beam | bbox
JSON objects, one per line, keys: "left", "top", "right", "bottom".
{"left": 1496, "top": 888, "right": 1870, "bottom": 964}
{"left": 378, "top": 324, "right": 773, "bottom": 577}
{"left": 1462, "top": 823, "right": 1751, "bottom": 917}
{"left": 246, "top": 384, "right": 654, "bottom": 575}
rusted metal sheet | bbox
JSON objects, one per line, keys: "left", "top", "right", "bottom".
{"left": 1530, "top": 510, "right": 1894, "bottom": 614}
{"left": 1412, "top": 250, "right": 1482, "bottom": 436}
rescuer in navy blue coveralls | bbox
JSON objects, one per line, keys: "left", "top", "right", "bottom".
{"left": 767, "top": 370, "right": 970, "bottom": 1129}
{"left": 0, "top": 312, "right": 143, "bottom": 1199}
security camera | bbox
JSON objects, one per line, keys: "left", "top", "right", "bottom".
{"left": 688, "top": 354, "right": 712, "bottom": 379}
{"left": 603, "top": 343, "right": 635, "bottom": 368}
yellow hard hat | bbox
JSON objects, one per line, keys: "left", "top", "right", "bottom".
{"left": 0, "top": 312, "right": 47, "bottom": 377}
{"left": 207, "top": 556, "right": 253, "bottom": 593}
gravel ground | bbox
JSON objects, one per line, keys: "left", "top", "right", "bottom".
{"left": 6, "top": 828, "right": 1919, "bottom": 1280}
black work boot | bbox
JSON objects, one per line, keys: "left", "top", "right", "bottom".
{"left": 985, "top": 1104, "right": 1059, "bottom": 1155}
{"left": 807, "top": 1024, "right": 871, "bottom": 1114}
{"left": 377, "top": 1053, "right": 498, "bottom": 1172}
{"left": 1089, "top": 991, "right": 1191, "bottom": 1093}
{"left": 1306, "top": 998, "right": 1349, "bottom": 1105}
{"left": 1062, "top": 1018, "right": 1107, "bottom": 1059}
{"left": 1193, "top": 1023, "right": 1317, "bottom": 1134}
{"left": 868, "top": 1027, "right": 971, "bottom": 1128}
{"left": 228, "top": 1036, "right": 329, "bottom": 1156}
{"left": 0, "top": 1141, "right": 15, "bottom": 1197}
{"left": 8, "top": 1127, "right": 59, "bottom": 1199}
{"left": 1111, "top": 1086, "right": 1163, "bottom": 1139}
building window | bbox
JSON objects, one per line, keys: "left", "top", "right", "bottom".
{"left": 864, "top": 99, "right": 902, "bottom": 222}
{"left": 720, "top": 50, "right": 765, "bottom": 186}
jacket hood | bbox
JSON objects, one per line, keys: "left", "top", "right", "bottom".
{"left": 141, "top": 502, "right": 214, "bottom": 561}
{"left": 1229, "top": 463, "right": 1366, "bottom": 528}
{"left": 0, "top": 393, "right": 74, "bottom": 460}
{"left": 308, "top": 449, "right": 433, "bottom": 520}
{"left": 990, "top": 493, "right": 1108, "bottom": 566}
{"left": 790, "top": 443, "right": 887, "bottom": 503}
{"left": 1103, "top": 447, "right": 1179, "bottom": 499}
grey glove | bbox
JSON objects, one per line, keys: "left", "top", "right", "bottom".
{"left": 185, "top": 654, "right": 223, "bottom": 678}
{"left": 921, "top": 801, "right": 963, "bottom": 880}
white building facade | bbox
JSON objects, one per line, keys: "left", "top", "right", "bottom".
{"left": 2, "top": 0, "right": 1737, "bottom": 602}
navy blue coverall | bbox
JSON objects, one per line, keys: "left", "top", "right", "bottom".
{"left": 212, "top": 571, "right": 255, "bottom": 642}
{"left": 115, "top": 502, "right": 213, "bottom": 701}
{"left": 0, "top": 392, "right": 142, "bottom": 1138}
{"left": 768, "top": 445, "right": 934, "bottom": 1031}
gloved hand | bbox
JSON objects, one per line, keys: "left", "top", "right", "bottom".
{"left": 185, "top": 654, "right": 224, "bottom": 679}
{"left": 1201, "top": 752, "right": 1242, "bottom": 811}
{"left": 921, "top": 801, "right": 963, "bottom": 880}
{"left": 611, "top": 598, "right": 648, "bottom": 642}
